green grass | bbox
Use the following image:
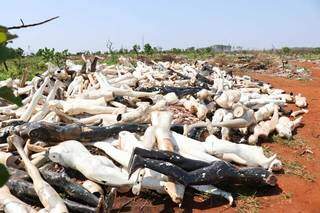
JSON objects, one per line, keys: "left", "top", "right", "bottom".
{"left": 262, "top": 145, "right": 275, "bottom": 157}
{"left": 272, "top": 135, "right": 306, "bottom": 149}
{"left": 0, "top": 51, "right": 319, "bottom": 82}
{"left": 299, "top": 53, "right": 320, "bottom": 60}
{"left": 283, "top": 161, "right": 315, "bottom": 182}
{"left": 237, "top": 194, "right": 260, "bottom": 213}
{"left": 0, "top": 56, "right": 47, "bottom": 80}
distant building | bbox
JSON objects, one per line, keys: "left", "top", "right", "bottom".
{"left": 211, "top": 45, "right": 232, "bottom": 52}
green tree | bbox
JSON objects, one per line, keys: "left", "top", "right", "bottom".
{"left": 313, "top": 47, "right": 320, "bottom": 54}
{"left": 0, "top": 25, "right": 22, "bottom": 186}
{"left": 204, "top": 46, "right": 213, "bottom": 53}
{"left": 0, "top": 25, "right": 17, "bottom": 43}
{"left": 185, "top": 46, "right": 195, "bottom": 52}
{"left": 171, "top": 48, "right": 182, "bottom": 54}
{"left": 132, "top": 44, "right": 140, "bottom": 55}
{"left": 282, "top": 47, "right": 291, "bottom": 55}
{"left": 36, "top": 48, "right": 69, "bottom": 67}
{"left": 144, "top": 43, "right": 153, "bottom": 55}
{"left": 0, "top": 45, "right": 21, "bottom": 71}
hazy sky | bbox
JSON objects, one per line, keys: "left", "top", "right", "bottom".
{"left": 2, "top": 0, "right": 320, "bottom": 53}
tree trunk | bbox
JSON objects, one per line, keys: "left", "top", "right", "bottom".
{"left": 3, "top": 61, "right": 9, "bottom": 71}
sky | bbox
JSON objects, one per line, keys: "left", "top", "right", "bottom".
{"left": 1, "top": 0, "right": 320, "bottom": 53}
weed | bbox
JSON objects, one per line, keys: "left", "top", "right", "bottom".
{"left": 283, "top": 161, "right": 315, "bottom": 182}
{"left": 262, "top": 145, "right": 274, "bottom": 157}
{"left": 272, "top": 135, "right": 305, "bottom": 149}
{"left": 237, "top": 194, "right": 260, "bottom": 213}
{"left": 0, "top": 56, "right": 47, "bottom": 80}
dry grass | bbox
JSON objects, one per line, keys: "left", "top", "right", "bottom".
{"left": 272, "top": 135, "right": 306, "bottom": 149}
{"left": 237, "top": 194, "right": 260, "bottom": 213}
{"left": 262, "top": 145, "right": 275, "bottom": 157}
{"left": 283, "top": 161, "right": 315, "bottom": 182}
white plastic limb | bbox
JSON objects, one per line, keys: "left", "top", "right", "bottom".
{"left": 20, "top": 77, "right": 50, "bottom": 121}
{"left": 211, "top": 109, "right": 256, "bottom": 129}
{"left": 144, "top": 111, "right": 186, "bottom": 203}
{"left": 243, "top": 98, "right": 285, "bottom": 107}
{"left": 180, "top": 97, "right": 208, "bottom": 119}
{"left": 254, "top": 103, "right": 276, "bottom": 122}
{"left": 117, "top": 102, "right": 150, "bottom": 123}
{"left": 291, "top": 109, "right": 308, "bottom": 117}
{"left": 111, "top": 88, "right": 158, "bottom": 98}
{"left": 171, "top": 132, "right": 220, "bottom": 162}
{"left": 118, "top": 131, "right": 145, "bottom": 153}
{"left": 66, "top": 59, "right": 83, "bottom": 72}
{"left": 49, "top": 98, "right": 122, "bottom": 115}
{"left": 96, "top": 71, "right": 157, "bottom": 97}
{"left": 94, "top": 134, "right": 165, "bottom": 197}
{"left": 209, "top": 108, "right": 228, "bottom": 133}
{"left": 9, "top": 135, "right": 68, "bottom": 213}
{"left": 94, "top": 141, "right": 130, "bottom": 168}
{"left": 221, "top": 111, "right": 233, "bottom": 140}
{"left": 249, "top": 106, "right": 279, "bottom": 144}
{"left": 276, "top": 116, "right": 303, "bottom": 139}
{"left": 191, "top": 185, "right": 233, "bottom": 205}
{"left": 48, "top": 140, "right": 135, "bottom": 186}
{"left": 142, "top": 126, "right": 157, "bottom": 150}
{"left": 16, "top": 85, "right": 33, "bottom": 96}
{"left": 43, "top": 111, "right": 60, "bottom": 123}
{"left": 78, "top": 114, "right": 118, "bottom": 126}
{"left": 214, "top": 90, "right": 241, "bottom": 109}
{"left": 151, "top": 111, "right": 175, "bottom": 152}
{"left": 0, "top": 78, "right": 13, "bottom": 88}
{"left": 94, "top": 139, "right": 185, "bottom": 203}
{"left": 0, "top": 151, "right": 20, "bottom": 168}
{"left": 112, "top": 77, "right": 137, "bottom": 87}
{"left": 295, "top": 93, "right": 307, "bottom": 108}
{"left": 204, "top": 135, "right": 281, "bottom": 171}
{"left": 0, "top": 105, "right": 18, "bottom": 115}
{"left": 30, "top": 80, "right": 63, "bottom": 122}
{"left": 94, "top": 139, "right": 161, "bottom": 196}
{"left": 66, "top": 76, "right": 84, "bottom": 97}
{"left": 95, "top": 71, "right": 113, "bottom": 90}
{"left": 76, "top": 89, "right": 114, "bottom": 101}
{"left": 82, "top": 180, "right": 104, "bottom": 196}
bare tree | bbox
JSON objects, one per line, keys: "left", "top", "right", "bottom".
{"left": 106, "top": 40, "right": 113, "bottom": 54}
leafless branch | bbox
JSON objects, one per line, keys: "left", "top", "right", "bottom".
{"left": 7, "top": 16, "right": 59, "bottom": 30}
{"left": 106, "top": 39, "right": 113, "bottom": 53}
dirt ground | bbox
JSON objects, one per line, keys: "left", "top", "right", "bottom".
{"left": 111, "top": 61, "right": 320, "bottom": 213}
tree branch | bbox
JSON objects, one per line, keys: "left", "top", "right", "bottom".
{"left": 7, "top": 16, "right": 59, "bottom": 30}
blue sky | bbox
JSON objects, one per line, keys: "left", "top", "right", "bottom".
{"left": 2, "top": 0, "right": 319, "bottom": 53}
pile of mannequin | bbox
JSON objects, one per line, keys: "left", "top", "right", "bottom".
{"left": 0, "top": 55, "right": 308, "bottom": 212}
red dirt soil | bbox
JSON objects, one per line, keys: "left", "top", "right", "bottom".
{"left": 112, "top": 61, "right": 320, "bottom": 213}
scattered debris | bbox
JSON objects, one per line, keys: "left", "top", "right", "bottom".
{"left": 0, "top": 55, "right": 309, "bottom": 211}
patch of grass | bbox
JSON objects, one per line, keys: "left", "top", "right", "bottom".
{"left": 283, "top": 161, "right": 315, "bottom": 182}
{"left": 272, "top": 135, "right": 305, "bottom": 149}
{"left": 297, "top": 77, "right": 311, "bottom": 82}
{"left": 0, "top": 56, "right": 47, "bottom": 80}
{"left": 300, "top": 53, "right": 320, "bottom": 60}
{"left": 237, "top": 194, "right": 260, "bottom": 213}
{"left": 262, "top": 145, "right": 275, "bottom": 158}
{"left": 102, "top": 54, "right": 119, "bottom": 65}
